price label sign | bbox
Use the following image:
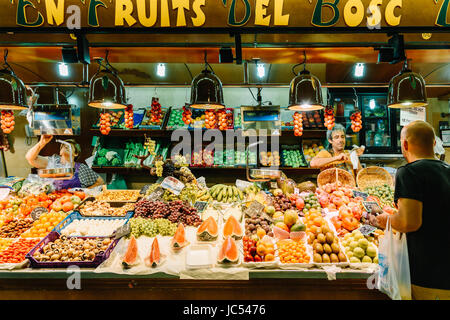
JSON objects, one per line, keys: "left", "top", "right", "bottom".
{"left": 140, "top": 184, "right": 152, "bottom": 195}
{"left": 353, "top": 190, "right": 368, "bottom": 200}
{"left": 359, "top": 224, "right": 378, "bottom": 236}
{"left": 193, "top": 201, "right": 208, "bottom": 213}
{"left": 161, "top": 176, "right": 185, "bottom": 196}
{"left": 31, "top": 207, "right": 49, "bottom": 221}
{"left": 244, "top": 200, "right": 265, "bottom": 218}
{"left": 363, "top": 201, "right": 382, "bottom": 215}
{"left": 112, "top": 223, "right": 131, "bottom": 240}
{"left": 145, "top": 186, "right": 165, "bottom": 201}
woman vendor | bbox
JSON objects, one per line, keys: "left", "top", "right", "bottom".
{"left": 25, "top": 134, "right": 104, "bottom": 190}
{"left": 310, "top": 124, "right": 365, "bottom": 179}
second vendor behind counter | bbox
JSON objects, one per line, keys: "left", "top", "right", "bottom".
{"left": 310, "top": 124, "right": 365, "bottom": 179}
{"left": 25, "top": 135, "right": 104, "bottom": 190}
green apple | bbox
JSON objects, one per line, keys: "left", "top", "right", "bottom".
{"left": 373, "top": 257, "right": 379, "bottom": 264}
{"left": 349, "top": 241, "right": 359, "bottom": 250}
{"left": 353, "top": 247, "right": 365, "bottom": 259}
{"left": 350, "top": 257, "right": 361, "bottom": 263}
{"left": 366, "top": 246, "right": 377, "bottom": 258}
{"left": 362, "top": 256, "right": 372, "bottom": 263}
{"left": 358, "top": 238, "right": 369, "bottom": 250}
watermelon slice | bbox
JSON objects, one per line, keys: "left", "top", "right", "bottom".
{"left": 122, "top": 235, "right": 140, "bottom": 269}
{"left": 223, "top": 215, "right": 243, "bottom": 240}
{"left": 197, "top": 216, "right": 219, "bottom": 241}
{"left": 171, "top": 223, "right": 189, "bottom": 251}
{"left": 217, "top": 237, "right": 239, "bottom": 264}
{"left": 144, "top": 237, "right": 165, "bottom": 268}
{"left": 272, "top": 226, "right": 290, "bottom": 240}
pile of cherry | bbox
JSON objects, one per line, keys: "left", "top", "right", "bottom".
{"left": 293, "top": 112, "right": 303, "bottom": 137}
{"left": 1, "top": 111, "right": 15, "bottom": 134}
{"left": 99, "top": 112, "right": 111, "bottom": 135}
{"left": 350, "top": 111, "right": 362, "bottom": 132}
{"left": 124, "top": 105, "right": 134, "bottom": 129}
{"left": 324, "top": 106, "right": 335, "bottom": 130}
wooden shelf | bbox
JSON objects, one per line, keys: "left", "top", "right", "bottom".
{"left": 90, "top": 128, "right": 327, "bottom": 139}
{"left": 92, "top": 166, "right": 320, "bottom": 175}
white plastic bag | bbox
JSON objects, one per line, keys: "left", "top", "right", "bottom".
{"left": 378, "top": 217, "right": 412, "bottom": 300}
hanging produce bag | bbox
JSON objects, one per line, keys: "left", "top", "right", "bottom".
{"left": 378, "top": 217, "right": 412, "bottom": 300}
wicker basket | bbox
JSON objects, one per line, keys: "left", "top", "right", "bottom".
{"left": 317, "top": 168, "right": 356, "bottom": 188}
{"left": 357, "top": 166, "right": 394, "bottom": 189}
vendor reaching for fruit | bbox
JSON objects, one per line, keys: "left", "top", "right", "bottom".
{"left": 310, "top": 124, "right": 364, "bottom": 178}
{"left": 25, "top": 135, "right": 104, "bottom": 190}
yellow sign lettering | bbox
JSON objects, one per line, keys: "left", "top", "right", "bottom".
{"left": 172, "top": 0, "right": 189, "bottom": 27}
{"left": 136, "top": 0, "right": 157, "bottom": 27}
{"left": 255, "top": 0, "right": 270, "bottom": 26}
{"left": 343, "top": 0, "right": 364, "bottom": 27}
{"left": 274, "top": 0, "right": 289, "bottom": 25}
{"left": 161, "top": 0, "right": 170, "bottom": 27}
{"left": 192, "top": 0, "right": 206, "bottom": 27}
{"left": 45, "top": 0, "right": 65, "bottom": 26}
{"left": 385, "top": 0, "right": 402, "bottom": 26}
{"left": 115, "top": 0, "right": 137, "bottom": 26}
{"left": 367, "top": 0, "right": 382, "bottom": 28}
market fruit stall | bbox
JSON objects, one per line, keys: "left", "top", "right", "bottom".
{"left": 0, "top": 170, "right": 392, "bottom": 300}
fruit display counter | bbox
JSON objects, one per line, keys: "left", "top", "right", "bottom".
{"left": 0, "top": 166, "right": 395, "bottom": 300}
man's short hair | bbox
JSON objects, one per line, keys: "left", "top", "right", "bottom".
{"left": 327, "top": 123, "right": 346, "bottom": 142}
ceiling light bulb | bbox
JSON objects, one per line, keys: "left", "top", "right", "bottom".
{"left": 369, "top": 99, "right": 376, "bottom": 109}
{"left": 354, "top": 63, "right": 365, "bottom": 78}
{"left": 257, "top": 63, "right": 265, "bottom": 78}
{"left": 157, "top": 63, "right": 165, "bottom": 77}
{"left": 58, "top": 63, "right": 69, "bottom": 77}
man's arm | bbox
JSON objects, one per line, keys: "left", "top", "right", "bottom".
{"left": 87, "top": 176, "right": 104, "bottom": 189}
{"left": 310, "top": 152, "right": 348, "bottom": 169}
{"left": 377, "top": 198, "right": 423, "bottom": 233}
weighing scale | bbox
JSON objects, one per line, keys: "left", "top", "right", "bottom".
{"left": 31, "top": 104, "right": 74, "bottom": 136}
{"left": 241, "top": 105, "right": 282, "bottom": 185}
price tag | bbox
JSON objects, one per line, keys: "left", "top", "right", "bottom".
{"left": 244, "top": 200, "right": 265, "bottom": 218}
{"left": 294, "top": 188, "right": 300, "bottom": 195}
{"left": 31, "top": 207, "right": 48, "bottom": 221}
{"left": 145, "top": 186, "right": 164, "bottom": 201}
{"left": 140, "top": 184, "right": 152, "bottom": 195}
{"left": 112, "top": 223, "right": 131, "bottom": 240}
{"left": 352, "top": 190, "right": 368, "bottom": 200}
{"left": 161, "top": 176, "right": 185, "bottom": 196}
{"left": 363, "top": 201, "right": 382, "bottom": 214}
{"left": 359, "top": 224, "right": 378, "bottom": 236}
{"left": 193, "top": 201, "right": 208, "bottom": 213}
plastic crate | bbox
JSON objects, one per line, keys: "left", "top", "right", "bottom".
{"left": 92, "top": 110, "right": 125, "bottom": 129}
{"left": 281, "top": 145, "right": 308, "bottom": 167}
{"left": 26, "top": 231, "right": 119, "bottom": 268}
{"left": 140, "top": 107, "right": 170, "bottom": 129}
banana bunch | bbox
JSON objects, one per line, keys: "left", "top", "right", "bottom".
{"left": 209, "top": 184, "right": 244, "bottom": 203}
{"left": 196, "top": 188, "right": 212, "bottom": 202}
{"left": 243, "top": 184, "right": 260, "bottom": 195}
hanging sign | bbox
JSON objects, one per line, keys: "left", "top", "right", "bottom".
{"left": 0, "top": 1, "right": 448, "bottom": 30}
{"left": 400, "top": 107, "right": 427, "bottom": 126}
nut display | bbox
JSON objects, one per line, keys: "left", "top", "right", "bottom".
{"left": 0, "top": 219, "right": 34, "bottom": 238}
{"left": 79, "top": 200, "right": 135, "bottom": 217}
{"left": 61, "top": 219, "right": 127, "bottom": 237}
{"left": 96, "top": 190, "right": 141, "bottom": 202}
{"left": 32, "top": 236, "right": 113, "bottom": 262}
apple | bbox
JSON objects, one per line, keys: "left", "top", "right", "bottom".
{"left": 295, "top": 198, "right": 305, "bottom": 210}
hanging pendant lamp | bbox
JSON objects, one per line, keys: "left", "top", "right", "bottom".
{"left": 288, "top": 51, "right": 324, "bottom": 111}
{"left": 387, "top": 60, "right": 427, "bottom": 109}
{"left": 190, "top": 51, "right": 224, "bottom": 110}
{"left": 0, "top": 50, "right": 28, "bottom": 110}
{"left": 88, "top": 52, "right": 127, "bottom": 109}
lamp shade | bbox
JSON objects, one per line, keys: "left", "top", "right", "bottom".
{"left": 387, "top": 69, "right": 427, "bottom": 109}
{"left": 288, "top": 70, "right": 324, "bottom": 111}
{"left": 0, "top": 69, "right": 28, "bottom": 110}
{"left": 190, "top": 69, "right": 224, "bottom": 110}
{"left": 88, "top": 69, "right": 127, "bottom": 109}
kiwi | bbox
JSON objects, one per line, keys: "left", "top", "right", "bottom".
{"left": 325, "top": 232, "right": 334, "bottom": 244}
{"left": 322, "top": 253, "right": 331, "bottom": 263}
{"left": 338, "top": 252, "right": 347, "bottom": 262}
{"left": 314, "top": 243, "right": 324, "bottom": 254}
{"left": 317, "top": 233, "right": 326, "bottom": 244}
{"left": 323, "top": 243, "right": 332, "bottom": 255}
{"left": 330, "top": 253, "right": 339, "bottom": 263}
{"left": 331, "top": 243, "right": 340, "bottom": 254}
{"left": 313, "top": 253, "right": 322, "bottom": 263}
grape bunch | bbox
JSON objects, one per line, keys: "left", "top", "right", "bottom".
{"left": 134, "top": 199, "right": 202, "bottom": 226}
{"left": 129, "top": 217, "right": 177, "bottom": 238}
{"left": 163, "top": 182, "right": 198, "bottom": 203}
{"left": 162, "top": 160, "right": 175, "bottom": 177}
{"left": 155, "top": 160, "right": 164, "bottom": 177}
{"left": 144, "top": 137, "right": 156, "bottom": 155}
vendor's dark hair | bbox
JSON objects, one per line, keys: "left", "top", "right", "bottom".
{"left": 326, "top": 124, "right": 346, "bottom": 150}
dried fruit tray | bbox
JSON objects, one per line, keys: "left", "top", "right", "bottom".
{"left": 26, "top": 231, "right": 119, "bottom": 268}
{"left": 52, "top": 211, "right": 131, "bottom": 235}
{"left": 74, "top": 197, "right": 136, "bottom": 217}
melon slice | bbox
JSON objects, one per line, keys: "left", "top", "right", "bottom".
{"left": 171, "top": 223, "right": 189, "bottom": 251}
{"left": 122, "top": 235, "right": 140, "bottom": 269}
{"left": 144, "top": 237, "right": 165, "bottom": 268}
{"left": 197, "top": 216, "right": 219, "bottom": 241}
{"left": 289, "top": 231, "right": 306, "bottom": 241}
{"left": 223, "top": 215, "right": 243, "bottom": 240}
{"left": 272, "top": 226, "right": 290, "bottom": 240}
{"left": 217, "top": 237, "right": 239, "bottom": 264}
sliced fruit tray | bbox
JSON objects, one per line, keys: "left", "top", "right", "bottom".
{"left": 26, "top": 231, "right": 119, "bottom": 268}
